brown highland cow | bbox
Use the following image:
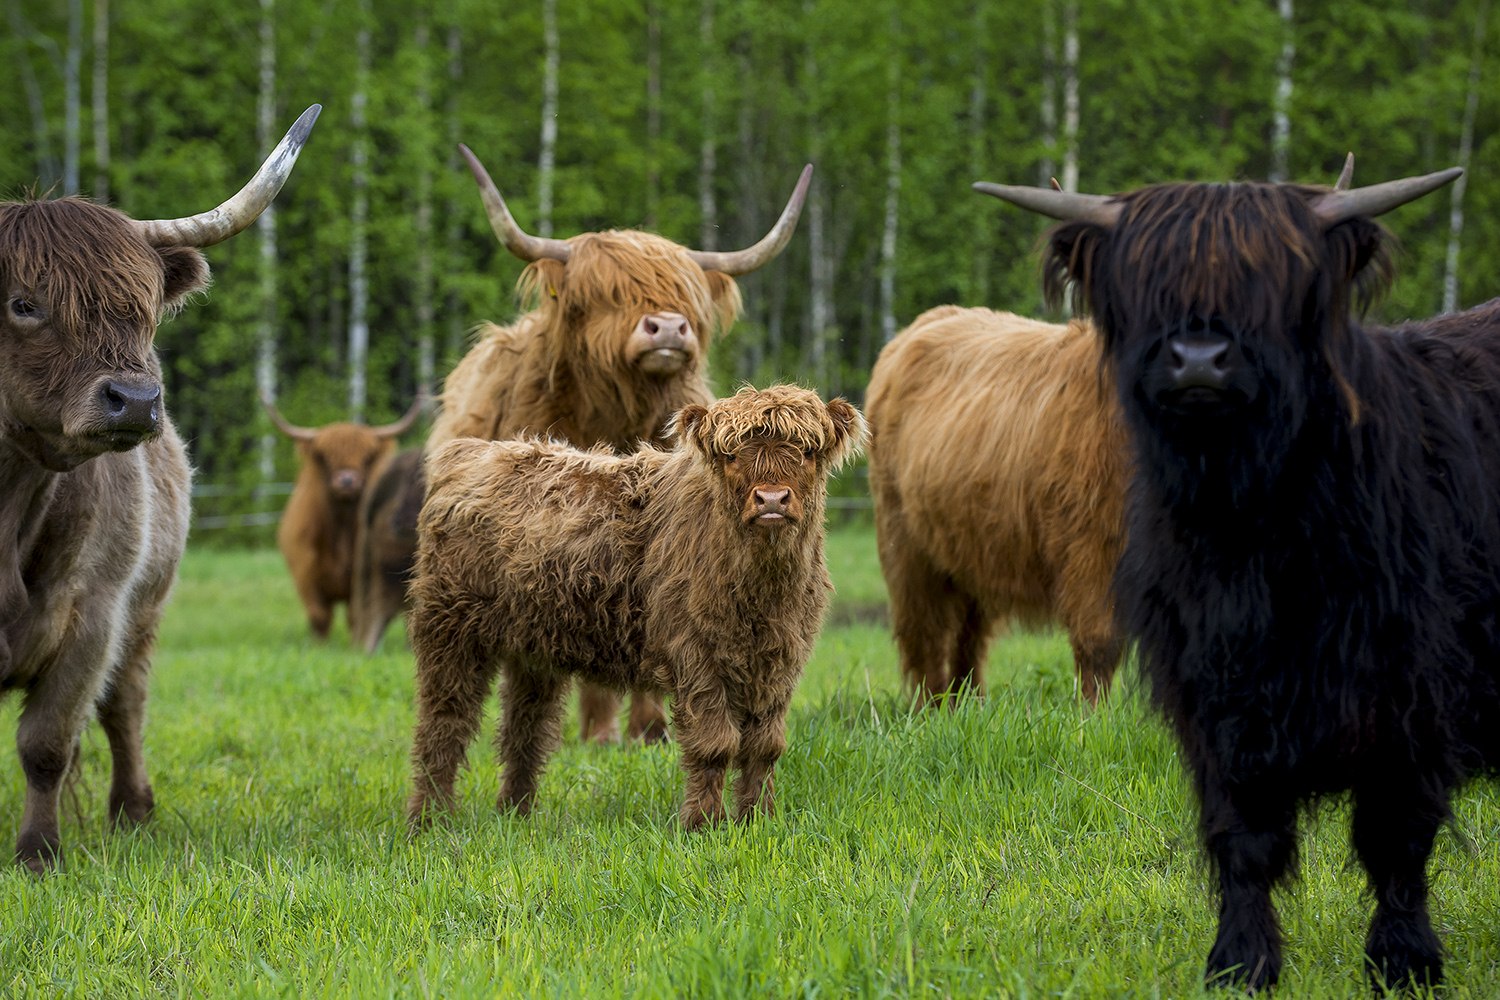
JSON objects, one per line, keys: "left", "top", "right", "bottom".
{"left": 357, "top": 144, "right": 811, "bottom": 747}
{"left": 867, "top": 305, "right": 1128, "bottom": 705}
{"left": 0, "top": 105, "right": 319, "bottom": 871}
{"left": 406, "top": 385, "right": 864, "bottom": 831}
{"left": 261, "top": 394, "right": 423, "bottom": 639}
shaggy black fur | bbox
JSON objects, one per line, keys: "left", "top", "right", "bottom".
{"left": 1045, "top": 181, "right": 1500, "bottom": 991}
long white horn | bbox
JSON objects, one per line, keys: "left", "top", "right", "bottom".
{"left": 135, "top": 105, "right": 322, "bottom": 248}
{"left": 686, "top": 164, "right": 814, "bottom": 275}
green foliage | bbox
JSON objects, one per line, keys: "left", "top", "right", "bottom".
{"left": 0, "top": 527, "right": 1496, "bottom": 996}
{"left": 3, "top": 0, "right": 1497, "bottom": 507}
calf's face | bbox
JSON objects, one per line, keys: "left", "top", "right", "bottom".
{"left": 676, "top": 386, "right": 865, "bottom": 533}
{"left": 0, "top": 200, "right": 208, "bottom": 471}
{"left": 298, "top": 425, "right": 396, "bottom": 502}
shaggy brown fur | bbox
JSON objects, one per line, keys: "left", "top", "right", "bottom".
{"left": 350, "top": 447, "right": 422, "bottom": 653}
{"left": 406, "top": 386, "right": 863, "bottom": 830}
{"left": 867, "top": 306, "right": 1128, "bottom": 705}
{"left": 0, "top": 197, "right": 206, "bottom": 872}
{"left": 268, "top": 411, "right": 420, "bottom": 640}
{"left": 362, "top": 229, "right": 743, "bottom": 740}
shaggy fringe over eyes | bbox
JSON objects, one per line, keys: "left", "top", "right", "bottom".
{"left": 674, "top": 385, "right": 867, "bottom": 469}
{"left": 516, "top": 230, "right": 744, "bottom": 363}
{"left": 1041, "top": 183, "right": 1396, "bottom": 334}
{"left": 0, "top": 198, "right": 188, "bottom": 364}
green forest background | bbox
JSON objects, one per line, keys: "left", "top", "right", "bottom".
{"left": 2, "top": 0, "right": 1495, "bottom": 535}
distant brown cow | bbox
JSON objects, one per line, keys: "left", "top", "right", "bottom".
{"left": 406, "top": 386, "right": 864, "bottom": 830}
{"left": 867, "top": 306, "right": 1128, "bottom": 705}
{"left": 0, "top": 106, "right": 319, "bottom": 871}
{"left": 356, "top": 144, "right": 811, "bottom": 746}
{"left": 262, "top": 395, "right": 423, "bottom": 640}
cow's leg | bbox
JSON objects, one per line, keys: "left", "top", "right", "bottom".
{"left": 945, "top": 597, "right": 994, "bottom": 702}
{"left": 877, "top": 503, "right": 963, "bottom": 704}
{"left": 675, "top": 683, "right": 738, "bottom": 831}
{"left": 15, "top": 662, "right": 101, "bottom": 873}
{"left": 732, "top": 706, "right": 787, "bottom": 820}
{"left": 577, "top": 682, "right": 621, "bottom": 744}
{"left": 625, "top": 689, "right": 669, "bottom": 743}
{"left": 1200, "top": 782, "right": 1298, "bottom": 991}
{"left": 495, "top": 664, "right": 567, "bottom": 816}
{"left": 294, "top": 577, "right": 333, "bottom": 640}
{"left": 1069, "top": 632, "right": 1124, "bottom": 707}
{"left": 1352, "top": 778, "right": 1446, "bottom": 990}
{"left": 407, "top": 624, "right": 498, "bottom": 827}
{"left": 96, "top": 616, "right": 161, "bottom": 827}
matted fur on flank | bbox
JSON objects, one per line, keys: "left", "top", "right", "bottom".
{"left": 867, "top": 306, "right": 1128, "bottom": 705}
{"left": 406, "top": 385, "right": 863, "bottom": 831}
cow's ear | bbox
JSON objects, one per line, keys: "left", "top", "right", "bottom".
{"left": 1326, "top": 216, "right": 1392, "bottom": 286}
{"left": 1042, "top": 220, "right": 1105, "bottom": 317}
{"left": 704, "top": 271, "right": 743, "bottom": 332}
{"left": 672, "top": 403, "right": 712, "bottom": 456}
{"left": 518, "top": 259, "right": 567, "bottom": 310}
{"left": 157, "top": 246, "right": 210, "bottom": 311}
{"left": 822, "top": 398, "right": 867, "bottom": 470}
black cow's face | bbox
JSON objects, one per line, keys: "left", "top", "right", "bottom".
{"left": 0, "top": 200, "right": 208, "bottom": 472}
{"left": 1046, "top": 182, "right": 1387, "bottom": 445}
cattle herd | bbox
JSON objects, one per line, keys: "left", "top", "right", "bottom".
{"left": 1, "top": 99, "right": 1497, "bottom": 992}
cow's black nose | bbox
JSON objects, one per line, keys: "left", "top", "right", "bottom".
{"left": 102, "top": 379, "right": 161, "bottom": 434}
{"left": 1168, "top": 338, "right": 1232, "bottom": 391}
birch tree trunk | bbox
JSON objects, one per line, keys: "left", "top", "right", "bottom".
{"left": 1061, "top": 0, "right": 1079, "bottom": 194}
{"left": 877, "top": 12, "right": 900, "bottom": 344}
{"left": 347, "top": 3, "right": 371, "bottom": 420}
{"left": 256, "top": 0, "right": 279, "bottom": 479}
{"left": 414, "top": 20, "right": 436, "bottom": 397}
{"left": 1444, "top": 0, "right": 1489, "bottom": 313}
{"left": 90, "top": 0, "right": 108, "bottom": 200}
{"left": 698, "top": 0, "right": 718, "bottom": 251}
{"left": 645, "top": 0, "right": 661, "bottom": 230}
{"left": 1270, "top": 0, "right": 1294, "bottom": 182}
{"left": 7, "top": 0, "right": 59, "bottom": 185}
{"left": 538, "top": 0, "right": 559, "bottom": 237}
{"left": 444, "top": 23, "right": 466, "bottom": 362}
{"left": 1039, "top": 0, "right": 1058, "bottom": 186}
{"left": 64, "top": 0, "right": 82, "bottom": 193}
{"left": 969, "top": 2, "right": 990, "bottom": 302}
{"left": 804, "top": 0, "right": 834, "bottom": 390}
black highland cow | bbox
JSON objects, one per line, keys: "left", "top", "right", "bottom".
{"left": 977, "top": 169, "right": 1500, "bottom": 990}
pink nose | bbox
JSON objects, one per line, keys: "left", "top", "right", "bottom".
{"left": 754, "top": 488, "right": 790, "bottom": 508}
{"left": 641, "top": 312, "right": 691, "bottom": 341}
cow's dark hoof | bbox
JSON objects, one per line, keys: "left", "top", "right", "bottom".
{"left": 15, "top": 831, "right": 61, "bottom": 875}
{"left": 110, "top": 786, "right": 156, "bottom": 827}
{"left": 1205, "top": 941, "right": 1280, "bottom": 992}
{"left": 1366, "top": 912, "right": 1443, "bottom": 992}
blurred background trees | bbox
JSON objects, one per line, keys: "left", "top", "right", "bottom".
{"left": 2, "top": 0, "right": 1494, "bottom": 532}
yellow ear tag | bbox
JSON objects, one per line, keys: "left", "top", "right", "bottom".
{"left": 548, "top": 284, "right": 558, "bottom": 299}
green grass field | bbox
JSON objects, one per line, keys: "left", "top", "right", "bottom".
{"left": 0, "top": 523, "right": 1495, "bottom": 997}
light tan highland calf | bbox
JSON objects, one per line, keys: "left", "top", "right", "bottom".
{"left": 407, "top": 386, "right": 863, "bottom": 831}
{"left": 867, "top": 306, "right": 1129, "bottom": 705}
{"left": 0, "top": 106, "right": 319, "bottom": 871}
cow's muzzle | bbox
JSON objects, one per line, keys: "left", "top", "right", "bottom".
{"left": 1154, "top": 331, "right": 1254, "bottom": 411}
{"left": 634, "top": 312, "right": 695, "bottom": 375}
{"left": 748, "top": 486, "right": 795, "bottom": 527}
{"left": 100, "top": 377, "right": 162, "bottom": 440}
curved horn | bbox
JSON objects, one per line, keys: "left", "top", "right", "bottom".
{"left": 259, "top": 392, "right": 318, "bottom": 442}
{"left": 1334, "top": 153, "right": 1354, "bottom": 191}
{"left": 459, "top": 143, "right": 573, "bottom": 263}
{"left": 687, "top": 164, "right": 814, "bottom": 275}
{"left": 135, "top": 104, "right": 322, "bottom": 248}
{"left": 1310, "top": 166, "right": 1462, "bottom": 228}
{"left": 972, "top": 181, "right": 1122, "bottom": 227}
{"left": 370, "top": 392, "right": 427, "bottom": 438}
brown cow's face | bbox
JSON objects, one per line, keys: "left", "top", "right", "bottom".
{"left": 0, "top": 199, "right": 208, "bottom": 472}
{"left": 520, "top": 231, "right": 741, "bottom": 384}
{"left": 296, "top": 424, "right": 397, "bottom": 503}
{"left": 676, "top": 386, "right": 865, "bottom": 535}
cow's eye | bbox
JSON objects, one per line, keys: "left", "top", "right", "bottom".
{"left": 10, "top": 298, "right": 37, "bottom": 319}
{"left": 723, "top": 452, "right": 737, "bottom": 465}
{"left": 803, "top": 447, "right": 816, "bottom": 461}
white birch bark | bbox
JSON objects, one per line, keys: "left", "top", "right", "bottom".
{"left": 444, "top": 24, "right": 466, "bottom": 360}
{"left": 538, "top": 0, "right": 559, "bottom": 238}
{"left": 7, "top": 0, "right": 59, "bottom": 184}
{"left": 645, "top": 0, "right": 661, "bottom": 230}
{"left": 1444, "top": 0, "right": 1489, "bottom": 313}
{"left": 698, "top": 0, "right": 718, "bottom": 250}
{"left": 414, "top": 20, "right": 436, "bottom": 397}
{"left": 256, "top": 0, "right": 279, "bottom": 479}
{"left": 1039, "top": 0, "right": 1057, "bottom": 186}
{"left": 878, "top": 26, "right": 900, "bottom": 344}
{"left": 64, "top": 0, "right": 82, "bottom": 193}
{"left": 90, "top": 0, "right": 108, "bottom": 200}
{"left": 348, "top": 5, "right": 371, "bottom": 420}
{"left": 804, "top": 0, "right": 833, "bottom": 389}
{"left": 1270, "top": 0, "right": 1294, "bottom": 183}
{"left": 969, "top": 1, "right": 989, "bottom": 302}
{"left": 1061, "top": 0, "right": 1079, "bottom": 194}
